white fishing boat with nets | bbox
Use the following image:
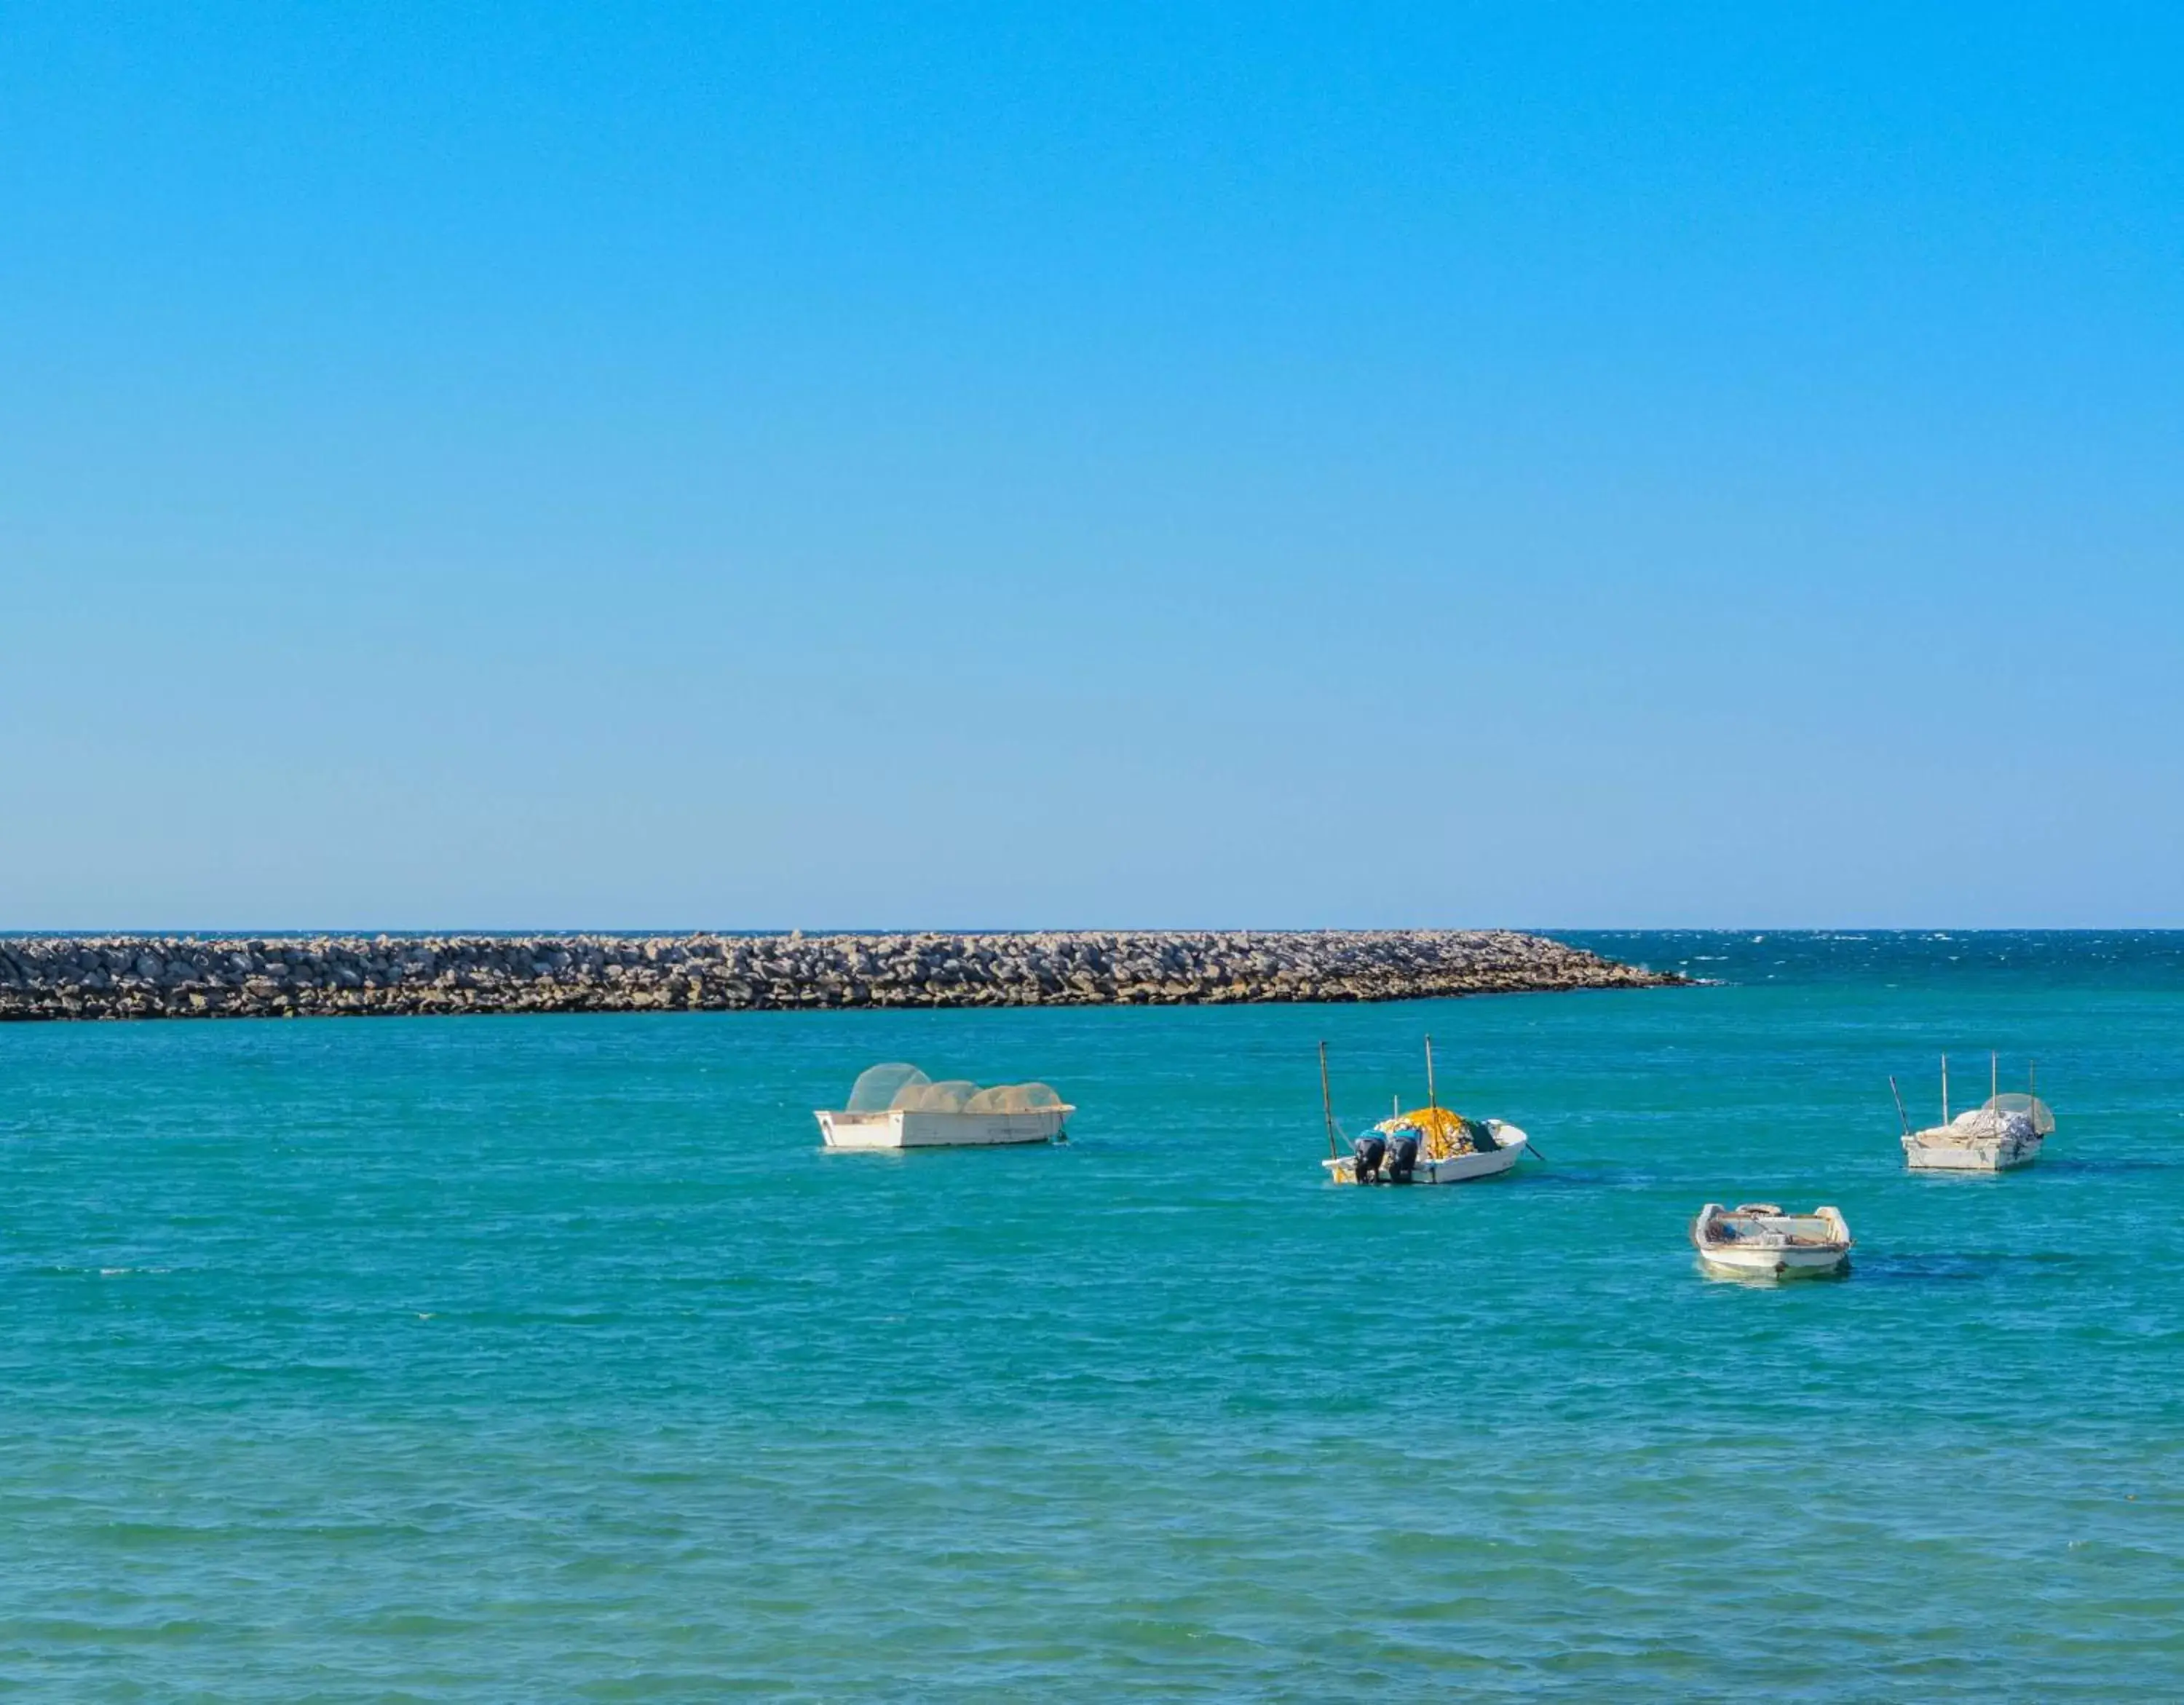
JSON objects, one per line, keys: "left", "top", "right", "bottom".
{"left": 1893, "top": 1053, "right": 2053, "bottom": 1172}
{"left": 1315, "top": 1038, "right": 1531, "bottom": 1186}
{"left": 1690, "top": 1203, "right": 1853, "bottom": 1278}
{"left": 816, "top": 1063, "right": 1072, "bottom": 1150}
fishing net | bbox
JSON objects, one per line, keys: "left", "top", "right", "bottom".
{"left": 1375, "top": 1104, "right": 1497, "bottom": 1159}
{"left": 893, "top": 1079, "right": 979, "bottom": 1112}
{"left": 847, "top": 1063, "right": 928, "bottom": 1112}
{"left": 1982, "top": 1093, "right": 2056, "bottom": 1135}
{"left": 965, "top": 1083, "right": 1064, "bottom": 1115}
{"left": 1947, "top": 1106, "right": 2039, "bottom": 1141}
{"left": 844, "top": 1064, "right": 1068, "bottom": 1115}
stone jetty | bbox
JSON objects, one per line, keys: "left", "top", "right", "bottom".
{"left": 0, "top": 930, "right": 1681, "bottom": 1021}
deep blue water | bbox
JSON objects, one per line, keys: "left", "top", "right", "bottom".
{"left": 3, "top": 933, "right": 2180, "bottom": 1699}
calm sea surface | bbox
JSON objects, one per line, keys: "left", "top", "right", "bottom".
{"left": 4, "top": 933, "right": 2180, "bottom": 1701}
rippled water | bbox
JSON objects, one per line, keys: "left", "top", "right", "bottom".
{"left": 4, "top": 933, "right": 2180, "bottom": 1699}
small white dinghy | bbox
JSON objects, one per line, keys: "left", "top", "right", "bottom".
{"left": 1690, "top": 1203, "right": 1853, "bottom": 1279}
{"left": 1316, "top": 1038, "right": 1530, "bottom": 1187}
{"left": 816, "top": 1063, "right": 1072, "bottom": 1150}
{"left": 1893, "top": 1053, "right": 2052, "bottom": 1173}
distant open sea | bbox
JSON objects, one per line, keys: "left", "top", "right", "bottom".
{"left": 4, "top": 932, "right": 2180, "bottom": 1700}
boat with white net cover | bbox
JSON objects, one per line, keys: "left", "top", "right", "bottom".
{"left": 1316, "top": 1037, "right": 1531, "bottom": 1186}
{"left": 1893, "top": 1053, "right": 2053, "bottom": 1172}
{"left": 816, "top": 1064, "right": 1073, "bottom": 1150}
{"left": 1690, "top": 1203, "right": 1853, "bottom": 1278}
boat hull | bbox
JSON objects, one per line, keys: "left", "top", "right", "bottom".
{"left": 1322, "top": 1124, "right": 1529, "bottom": 1185}
{"left": 1695, "top": 1244, "right": 1851, "bottom": 1279}
{"left": 816, "top": 1108, "right": 1069, "bottom": 1150}
{"left": 1903, "top": 1134, "right": 2042, "bottom": 1172}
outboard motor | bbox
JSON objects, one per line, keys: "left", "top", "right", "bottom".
{"left": 1386, "top": 1132, "right": 1420, "bottom": 1184}
{"left": 1351, "top": 1134, "right": 1387, "bottom": 1184}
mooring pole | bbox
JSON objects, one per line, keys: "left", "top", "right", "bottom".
{"left": 1318, "top": 1040, "right": 1339, "bottom": 1160}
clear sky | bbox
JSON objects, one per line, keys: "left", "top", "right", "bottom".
{"left": 4, "top": 2, "right": 2179, "bottom": 930}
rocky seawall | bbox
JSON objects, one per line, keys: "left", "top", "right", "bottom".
{"left": 0, "top": 930, "right": 1682, "bottom": 1021}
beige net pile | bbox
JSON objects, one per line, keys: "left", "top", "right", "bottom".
{"left": 844, "top": 1064, "right": 1064, "bottom": 1115}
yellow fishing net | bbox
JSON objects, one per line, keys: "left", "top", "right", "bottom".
{"left": 1374, "top": 1105, "right": 1494, "bottom": 1160}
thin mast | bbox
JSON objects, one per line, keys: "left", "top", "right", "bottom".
{"left": 1889, "top": 1075, "right": 1911, "bottom": 1138}
{"left": 1942, "top": 1053, "right": 1950, "bottom": 1125}
{"left": 1991, "top": 1051, "right": 1999, "bottom": 1125}
{"left": 1425, "top": 1035, "right": 1438, "bottom": 1113}
{"left": 1318, "top": 1040, "right": 1339, "bottom": 1160}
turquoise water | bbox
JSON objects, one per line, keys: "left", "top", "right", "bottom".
{"left": 4, "top": 932, "right": 2180, "bottom": 1700}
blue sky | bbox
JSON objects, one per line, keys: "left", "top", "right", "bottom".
{"left": 4, "top": 2, "right": 2179, "bottom": 929}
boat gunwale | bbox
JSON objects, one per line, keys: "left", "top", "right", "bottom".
{"left": 818, "top": 1104, "right": 1079, "bottom": 1123}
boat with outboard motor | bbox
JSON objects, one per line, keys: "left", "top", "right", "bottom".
{"left": 1690, "top": 1202, "right": 1853, "bottom": 1278}
{"left": 1316, "top": 1037, "right": 1530, "bottom": 1186}
{"left": 1893, "top": 1053, "right": 2052, "bottom": 1172}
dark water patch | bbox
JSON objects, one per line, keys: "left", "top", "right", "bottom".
{"left": 1851, "top": 1249, "right": 2087, "bottom": 1286}
{"left": 2039, "top": 1156, "right": 2181, "bottom": 1176}
{"left": 1850, "top": 1254, "right": 2004, "bottom": 1285}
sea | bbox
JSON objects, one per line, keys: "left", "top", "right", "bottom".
{"left": 3, "top": 931, "right": 2180, "bottom": 1701}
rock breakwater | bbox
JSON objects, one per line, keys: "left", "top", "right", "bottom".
{"left": 0, "top": 930, "right": 1681, "bottom": 1021}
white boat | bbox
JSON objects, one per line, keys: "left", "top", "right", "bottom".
{"left": 1894, "top": 1053, "right": 2052, "bottom": 1173}
{"left": 1690, "top": 1203, "right": 1853, "bottom": 1278}
{"left": 816, "top": 1063, "right": 1072, "bottom": 1150}
{"left": 1316, "top": 1037, "right": 1532, "bottom": 1186}
{"left": 1322, "top": 1112, "right": 1530, "bottom": 1185}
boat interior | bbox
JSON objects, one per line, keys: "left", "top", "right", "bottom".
{"left": 1705, "top": 1206, "right": 1845, "bottom": 1247}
